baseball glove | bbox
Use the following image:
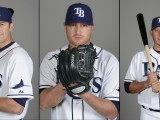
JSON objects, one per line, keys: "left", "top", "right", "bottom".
{"left": 57, "top": 44, "right": 96, "bottom": 95}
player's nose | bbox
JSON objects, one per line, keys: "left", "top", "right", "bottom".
{"left": 75, "top": 24, "right": 82, "bottom": 34}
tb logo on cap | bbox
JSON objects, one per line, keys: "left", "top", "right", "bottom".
{"left": 74, "top": 7, "right": 84, "bottom": 17}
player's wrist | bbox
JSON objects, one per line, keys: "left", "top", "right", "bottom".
{"left": 158, "top": 81, "right": 160, "bottom": 93}
{"left": 78, "top": 91, "right": 91, "bottom": 99}
{"left": 144, "top": 81, "right": 149, "bottom": 89}
{"left": 57, "top": 83, "right": 67, "bottom": 92}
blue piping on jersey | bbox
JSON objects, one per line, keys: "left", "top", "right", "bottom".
{"left": 7, "top": 94, "right": 33, "bottom": 96}
{"left": 82, "top": 100, "right": 84, "bottom": 120}
{"left": 49, "top": 54, "right": 58, "bottom": 61}
{"left": 124, "top": 78, "right": 133, "bottom": 81}
{"left": 96, "top": 48, "right": 103, "bottom": 58}
{"left": 39, "top": 85, "right": 52, "bottom": 87}
{"left": 71, "top": 99, "right": 84, "bottom": 120}
{"left": 72, "top": 99, "right": 73, "bottom": 120}
{"left": 150, "top": 54, "right": 158, "bottom": 66}
{"left": 68, "top": 92, "right": 81, "bottom": 99}
{"left": 104, "top": 96, "right": 119, "bottom": 99}
{"left": 0, "top": 46, "right": 20, "bottom": 59}
{"left": 0, "top": 41, "right": 15, "bottom": 52}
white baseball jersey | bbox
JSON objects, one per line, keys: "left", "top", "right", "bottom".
{"left": 124, "top": 47, "right": 160, "bottom": 110}
{"left": 140, "top": 106, "right": 160, "bottom": 120}
{"left": 0, "top": 42, "right": 33, "bottom": 119}
{"left": 40, "top": 44, "right": 119, "bottom": 120}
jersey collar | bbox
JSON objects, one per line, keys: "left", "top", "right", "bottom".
{"left": 0, "top": 42, "right": 19, "bottom": 59}
{"left": 0, "top": 41, "right": 15, "bottom": 52}
{"left": 150, "top": 47, "right": 160, "bottom": 59}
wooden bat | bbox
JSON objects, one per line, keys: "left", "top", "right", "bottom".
{"left": 137, "top": 13, "right": 153, "bottom": 72}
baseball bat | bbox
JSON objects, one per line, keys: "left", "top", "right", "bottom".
{"left": 137, "top": 13, "right": 153, "bottom": 72}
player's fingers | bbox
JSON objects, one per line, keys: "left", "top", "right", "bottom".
{"left": 151, "top": 81, "right": 160, "bottom": 93}
{"left": 148, "top": 72, "right": 158, "bottom": 76}
{"left": 148, "top": 76, "right": 158, "bottom": 85}
{"left": 151, "top": 81, "right": 158, "bottom": 85}
{"left": 69, "top": 82, "right": 80, "bottom": 87}
{"left": 149, "top": 81, "right": 157, "bottom": 86}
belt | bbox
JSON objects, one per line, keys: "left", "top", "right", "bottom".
{"left": 142, "top": 105, "right": 160, "bottom": 112}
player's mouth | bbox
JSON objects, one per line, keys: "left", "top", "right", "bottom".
{"left": 74, "top": 35, "right": 82, "bottom": 38}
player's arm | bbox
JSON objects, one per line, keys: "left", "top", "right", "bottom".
{"left": 0, "top": 98, "right": 25, "bottom": 114}
{"left": 40, "top": 83, "right": 67, "bottom": 110}
{"left": 125, "top": 81, "right": 148, "bottom": 93}
{"left": 125, "top": 72, "right": 160, "bottom": 93}
{"left": 79, "top": 92, "right": 118, "bottom": 120}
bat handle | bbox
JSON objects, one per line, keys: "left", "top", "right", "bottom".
{"left": 145, "top": 45, "right": 153, "bottom": 72}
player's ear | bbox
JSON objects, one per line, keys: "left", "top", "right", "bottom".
{"left": 64, "top": 25, "right": 67, "bottom": 31}
{"left": 91, "top": 25, "right": 94, "bottom": 31}
{"left": 9, "top": 23, "right": 14, "bottom": 32}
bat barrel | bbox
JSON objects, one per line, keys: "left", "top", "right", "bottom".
{"left": 137, "top": 13, "right": 148, "bottom": 46}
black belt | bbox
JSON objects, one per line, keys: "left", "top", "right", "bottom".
{"left": 142, "top": 105, "right": 160, "bottom": 112}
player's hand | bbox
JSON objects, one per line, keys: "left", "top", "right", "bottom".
{"left": 147, "top": 72, "right": 158, "bottom": 86}
{"left": 151, "top": 81, "right": 160, "bottom": 93}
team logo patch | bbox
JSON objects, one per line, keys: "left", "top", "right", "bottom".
{"left": 11, "top": 79, "right": 29, "bottom": 89}
{"left": 74, "top": 7, "right": 84, "bottom": 17}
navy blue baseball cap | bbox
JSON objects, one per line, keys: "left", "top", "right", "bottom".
{"left": 151, "top": 16, "right": 160, "bottom": 30}
{"left": 0, "top": 6, "right": 14, "bottom": 23}
{"left": 65, "top": 3, "right": 93, "bottom": 25}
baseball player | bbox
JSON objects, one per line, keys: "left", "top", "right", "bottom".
{"left": 0, "top": 7, "right": 33, "bottom": 119}
{"left": 40, "top": 3, "right": 119, "bottom": 120}
{"left": 124, "top": 16, "right": 160, "bottom": 120}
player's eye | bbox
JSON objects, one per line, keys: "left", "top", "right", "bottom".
{"left": 0, "top": 23, "right": 4, "bottom": 26}
{"left": 68, "top": 23, "right": 76, "bottom": 27}
{"left": 154, "top": 29, "right": 160, "bottom": 33}
{"left": 82, "top": 23, "right": 88, "bottom": 27}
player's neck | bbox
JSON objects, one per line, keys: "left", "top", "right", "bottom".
{"left": 153, "top": 44, "right": 160, "bottom": 52}
{"left": 153, "top": 47, "right": 160, "bottom": 54}
{"left": 0, "top": 38, "right": 14, "bottom": 49}
{"left": 0, "top": 41, "right": 15, "bottom": 52}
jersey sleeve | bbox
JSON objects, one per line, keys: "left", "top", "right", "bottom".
{"left": 101, "top": 55, "right": 119, "bottom": 102}
{"left": 40, "top": 53, "right": 58, "bottom": 89}
{"left": 124, "top": 53, "right": 140, "bottom": 83}
{"left": 7, "top": 53, "right": 33, "bottom": 99}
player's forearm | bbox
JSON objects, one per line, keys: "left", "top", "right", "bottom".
{"left": 129, "top": 80, "right": 148, "bottom": 93}
{"left": 40, "top": 83, "right": 67, "bottom": 110}
{"left": 79, "top": 92, "right": 118, "bottom": 120}
{"left": 0, "top": 98, "right": 24, "bottom": 115}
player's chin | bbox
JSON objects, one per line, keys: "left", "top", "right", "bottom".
{"left": 72, "top": 42, "right": 83, "bottom": 48}
{"left": 156, "top": 42, "right": 160, "bottom": 47}
{"left": 70, "top": 40, "right": 89, "bottom": 48}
